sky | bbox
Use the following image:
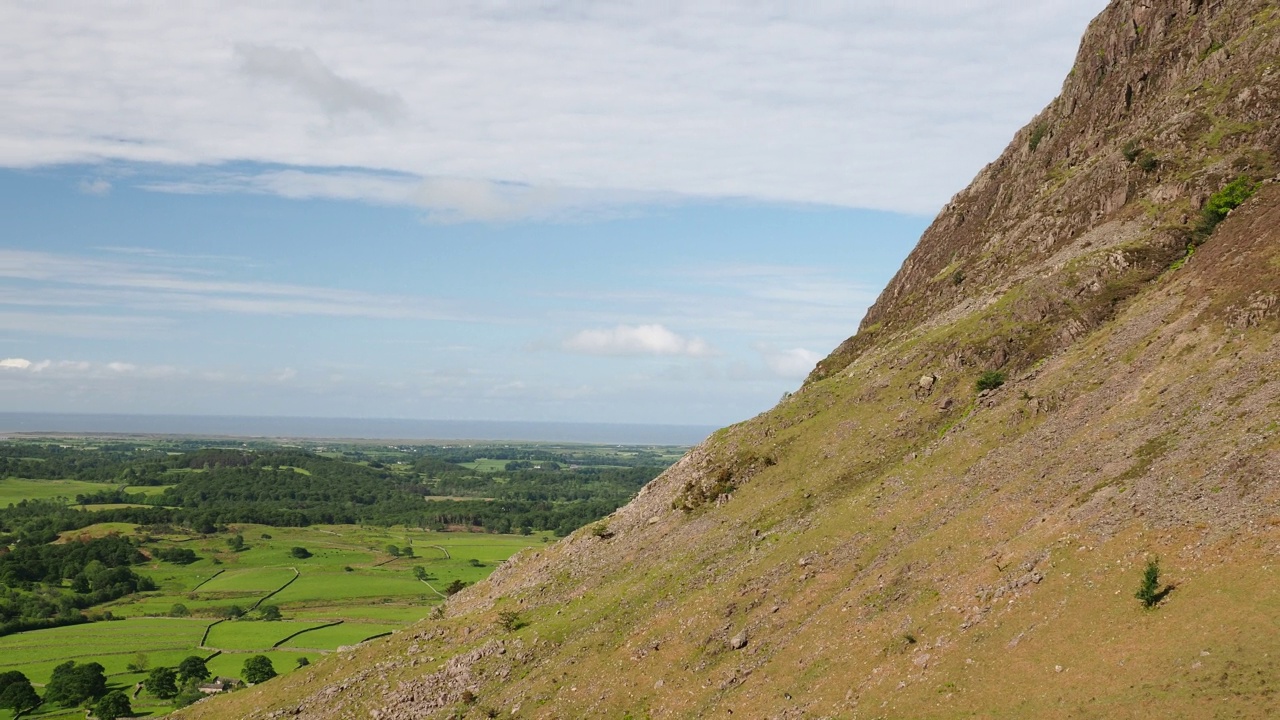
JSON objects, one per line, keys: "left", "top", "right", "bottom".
{"left": 0, "top": 1, "right": 1108, "bottom": 428}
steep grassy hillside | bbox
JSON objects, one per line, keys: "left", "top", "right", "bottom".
{"left": 177, "top": 1, "right": 1279, "bottom": 718}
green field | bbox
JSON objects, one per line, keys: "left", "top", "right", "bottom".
{"left": 0, "top": 438, "right": 669, "bottom": 717}
{"left": 278, "top": 622, "right": 399, "bottom": 650}
{"left": 204, "top": 620, "right": 329, "bottom": 650}
{"left": 457, "top": 458, "right": 509, "bottom": 472}
{"left": 0, "top": 521, "right": 543, "bottom": 702}
{"left": 0, "top": 476, "right": 107, "bottom": 505}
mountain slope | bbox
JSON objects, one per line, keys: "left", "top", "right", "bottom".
{"left": 178, "top": 2, "right": 1279, "bottom": 718}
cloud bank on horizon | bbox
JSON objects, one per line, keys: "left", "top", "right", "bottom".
{"left": 2, "top": 1, "right": 1106, "bottom": 219}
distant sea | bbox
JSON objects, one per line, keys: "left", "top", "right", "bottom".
{"left": 0, "top": 413, "right": 716, "bottom": 446}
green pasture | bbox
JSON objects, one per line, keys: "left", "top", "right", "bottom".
{"left": 204, "top": 620, "right": 328, "bottom": 650}
{"left": 268, "top": 570, "right": 429, "bottom": 604}
{"left": 205, "top": 649, "right": 311, "bottom": 682}
{"left": 56, "top": 522, "right": 139, "bottom": 539}
{"left": 197, "top": 567, "right": 297, "bottom": 594}
{"left": 0, "top": 618, "right": 209, "bottom": 684}
{"left": 292, "top": 604, "right": 432, "bottom": 623}
{"left": 278, "top": 622, "right": 399, "bottom": 650}
{"left": 2, "top": 522, "right": 541, "bottom": 698}
{"left": 457, "top": 458, "right": 508, "bottom": 472}
{"left": 0, "top": 477, "right": 106, "bottom": 505}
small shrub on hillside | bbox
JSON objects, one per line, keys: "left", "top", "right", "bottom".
{"left": 290, "top": 546, "right": 312, "bottom": 559}
{"left": 296, "top": 657, "right": 310, "bottom": 668}
{"left": 1136, "top": 152, "right": 1159, "bottom": 172}
{"left": 496, "top": 610, "right": 523, "bottom": 632}
{"left": 1029, "top": 123, "right": 1049, "bottom": 151}
{"left": 975, "top": 371, "right": 1006, "bottom": 392}
{"left": 169, "top": 603, "right": 190, "bottom": 617}
{"left": 1136, "top": 557, "right": 1163, "bottom": 608}
{"left": 444, "top": 580, "right": 468, "bottom": 596}
{"left": 590, "top": 521, "right": 613, "bottom": 539}
{"left": 1122, "top": 139, "right": 1143, "bottom": 162}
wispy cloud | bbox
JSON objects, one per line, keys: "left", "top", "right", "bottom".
{"left": 564, "top": 324, "right": 713, "bottom": 358}
{"left": 141, "top": 167, "right": 667, "bottom": 223}
{"left": 0, "top": 311, "right": 173, "bottom": 338}
{"left": 0, "top": 249, "right": 473, "bottom": 325}
{"left": 236, "top": 44, "right": 406, "bottom": 122}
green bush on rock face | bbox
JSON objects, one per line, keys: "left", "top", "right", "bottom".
{"left": 975, "top": 371, "right": 1006, "bottom": 392}
{"left": 1201, "top": 176, "right": 1258, "bottom": 234}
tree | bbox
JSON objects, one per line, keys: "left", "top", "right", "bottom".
{"left": 496, "top": 610, "right": 523, "bottom": 632}
{"left": 0, "top": 671, "right": 41, "bottom": 716}
{"left": 93, "top": 690, "right": 131, "bottom": 720}
{"left": 413, "top": 566, "right": 428, "bottom": 581}
{"left": 169, "top": 603, "right": 190, "bottom": 617}
{"left": 1136, "top": 557, "right": 1163, "bottom": 608}
{"left": 44, "top": 661, "right": 107, "bottom": 707}
{"left": 386, "top": 544, "right": 400, "bottom": 557}
{"left": 444, "top": 579, "right": 467, "bottom": 596}
{"left": 226, "top": 534, "right": 245, "bottom": 552}
{"left": 259, "top": 604, "right": 282, "bottom": 621}
{"left": 177, "top": 655, "right": 211, "bottom": 685}
{"left": 126, "top": 651, "right": 150, "bottom": 673}
{"left": 295, "top": 656, "right": 310, "bottom": 668}
{"left": 146, "top": 666, "right": 178, "bottom": 699}
{"left": 241, "top": 655, "right": 277, "bottom": 684}
{"left": 219, "top": 604, "right": 245, "bottom": 619}
{"left": 172, "top": 684, "right": 205, "bottom": 709}
{"left": 401, "top": 545, "right": 414, "bottom": 557}
{"left": 289, "top": 546, "right": 312, "bottom": 559}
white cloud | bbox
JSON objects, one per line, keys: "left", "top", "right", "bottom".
{"left": 78, "top": 178, "right": 111, "bottom": 195}
{"left": 0, "top": 357, "right": 31, "bottom": 370}
{"left": 759, "top": 347, "right": 823, "bottom": 379}
{"left": 235, "top": 44, "right": 405, "bottom": 121}
{"left": 0, "top": 2, "right": 1108, "bottom": 215}
{"left": 564, "top": 324, "right": 713, "bottom": 357}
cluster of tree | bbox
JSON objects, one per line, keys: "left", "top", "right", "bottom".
{"left": 0, "top": 663, "right": 134, "bottom": 719}
{"left": 0, "top": 442, "right": 161, "bottom": 482}
{"left": 0, "top": 535, "right": 154, "bottom": 636}
{"left": 0, "top": 670, "right": 40, "bottom": 715}
{"left": 146, "top": 655, "right": 217, "bottom": 708}
{"left": 153, "top": 546, "right": 199, "bottom": 564}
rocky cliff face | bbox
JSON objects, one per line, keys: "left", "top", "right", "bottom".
{"left": 179, "top": 2, "right": 1280, "bottom": 718}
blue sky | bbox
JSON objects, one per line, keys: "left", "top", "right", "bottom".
{"left": 0, "top": 2, "right": 1106, "bottom": 427}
